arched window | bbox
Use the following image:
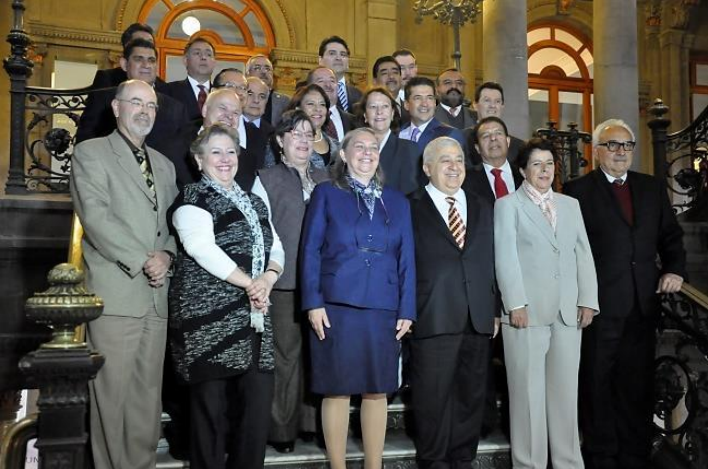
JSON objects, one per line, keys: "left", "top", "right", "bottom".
{"left": 138, "top": 0, "right": 276, "bottom": 81}
{"left": 527, "top": 23, "right": 594, "bottom": 138}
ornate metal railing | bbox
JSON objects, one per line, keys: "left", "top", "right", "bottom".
{"left": 649, "top": 99, "right": 708, "bottom": 220}
{"left": 4, "top": 0, "right": 91, "bottom": 195}
{"left": 654, "top": 283, "right": 708, "bottom": 468}
{"left": 535, "top": 120, "right": 591, "bottom": 189}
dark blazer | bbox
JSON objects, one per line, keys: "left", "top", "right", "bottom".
{"left": 409, "top": 186, "right": 496, "bottom": 337}
{"left": 338, "top": 83, "right": 363, "bottom": 113}
{"left": 162, "top": 78, "right": 205, "bottom": 122}
{"left": 563, "top": 169, "right": 687, "bottom": 318}
{"left": 241, "top": 119, "right": 275, "bottom": 176}
{"left": 89, "top": 67, "right": 166, "bottom": 90}
{"left": 463, "top": 163, "right": 524, "bottom": 205}
{"left": 300, "top": 182, "right": 416, "bottom": 320}
{"left": 75, "top": 87, "right": 192, "bottom": 187}
{"left": 464, "top": 130, "right": 525, "bottom": 167}
{"left": 379, "top": 133, "right": 420, "bottom": 195}
{"left": 258, "top": 163, "right": 329, "bottom": 290}
{"left": 402, "top": 118, "right": 466, "bottom": 153}
{"left": 265, "top": 91, "right": 290, "bottom": 126}
{"left": 434, "top": 104, "right": 477, "bottom": 130}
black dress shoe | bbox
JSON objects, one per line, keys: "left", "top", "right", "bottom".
{"left": 271, "top": 441, "right": 295, "bottom": 453}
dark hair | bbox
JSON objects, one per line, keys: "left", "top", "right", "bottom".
{"left": 474, "top": 81, "right": 505, "bottom": 104}
{"left": 355, "top": 86, "right": 400, "bottom": 132}
{"left": 123, "top": 38, "right": 156, "bottom": 60}
{"left": 184, "top": 36, "right": 215, "bottom": 55}
{"left": 372, "top": 56, "right": 400, "bottom": 79}
{"left": 191, "top": 124, "right": 240, "bottom": 160}
{"left": 392, "top": 48, "right": 416, "bottom": 60}
{"left": 330, "top": 128, "right": 384, "bottom": 190}
{"left": 318, "top": 35, "right": 350, "bottom": 57}
{"left": 285, "top": 84, "right": 331, "bottom": 129}
{"left": 436, "top": 68, "right": 463, "bottom": 85}
{"left": 516, "top": 138, "right": 557, "bottom": 170}
{"left": 268, "top": 110, "right": 316, "bottom": 165}
{"left": 474, "top": 116, "right": 509, "bottom": 141}
{"left": 404, "top": 76, "right": 436, "bottom": 101}
{"left": 120, "top": 23, "right": 154, "bottom": 48}
{"left": 213, "top": 68, "right": 244, "bottom": 88}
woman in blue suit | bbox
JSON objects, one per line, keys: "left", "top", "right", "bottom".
{"left": 300, "top": 127, "right": 416, "bottom": 469}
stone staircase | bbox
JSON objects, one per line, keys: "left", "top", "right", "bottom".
{"left": 155, "top": 398, "right": 512, "bottom": 468}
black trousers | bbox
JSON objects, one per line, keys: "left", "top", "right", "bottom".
{"left": 579, "top": 307, "right": 657, "bottom": 469}
{"left": 189, "top": 335, "right": 275, "bottom": 469}
{"left": 410, "top": 328, "right": 490, "bottom": 469}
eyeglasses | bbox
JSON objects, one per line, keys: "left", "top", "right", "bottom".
{"left": 217, "top": 82, "right": 248, "bottom": 92}
{"left": 598, "top": 140, "right": 636, "bottom": 152}
{"left": 250, "top": 64, "right": 273, "bottom": 73}
{"left": 116, "top": 98, "right": 159, "bottom": 112}
{"left": 287, "top": 130, "right": 315, "bottom": 142}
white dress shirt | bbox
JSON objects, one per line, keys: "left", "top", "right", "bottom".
{"left": 172, "top": 176, "right": 285, "bottom": 281}
{"left": 482, "top": 160, "right": 517, "bottom": 197}
{"left": 601, "top": 169, "right": 627, "bottom": 184}
{"left": 329, "top": 106, "right": 345, "bottom": 141}
{"left": 378, "top": 129, "right": 392, "bottom": 151}
{"left": 187, "top": 75, "right": 210, "bottom": 101}
{"left": 400, "top": 118, "right": 433, "bottom": 141}
{"left": 425, "top": 183, "right": 467, "bottom": 226}
{"left": 440, "top": 103, "right": 460, "bottom": 117}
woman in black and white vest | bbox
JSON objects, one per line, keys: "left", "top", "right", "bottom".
{"left": 169, "top": 124, "right": 285, "bottom": 469}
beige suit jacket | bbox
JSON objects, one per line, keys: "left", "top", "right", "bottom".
{"left": 70, "top": 130, "right": 178, "bottom": 318}
{"left": 494, "top": 189, "right": 599, "bottom": 327}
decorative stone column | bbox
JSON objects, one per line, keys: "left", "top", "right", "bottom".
{"left": 482, "top": 0, "right": 529, "bottom": 138}
{"left": 593, "top": 0, "right": 640, "bottom": 170}
{"left": 367, "top": 0, "right": 398, "bottom": 87}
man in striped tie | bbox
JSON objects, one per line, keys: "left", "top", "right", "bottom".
{"left": 408, "top": 136, "right": 499, "bottom": 469}
{"left": 318, "top": 35, "right": 362, "bottom": 112}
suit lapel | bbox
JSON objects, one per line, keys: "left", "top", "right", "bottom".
{"left": 518, "top": 189, "right": 558, "bottom": 248}
{"left": 418, "top": 190, "right": 461, "bottom": 250}
{"left": 462, "top": 188, "right": 480, "bottom": 251}
{"left": 109, "top": 132, "right": 158, "bottom": 205}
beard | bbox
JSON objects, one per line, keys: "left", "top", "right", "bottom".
{"left": 441, "top": 89, "right": 464, "bottom": 108}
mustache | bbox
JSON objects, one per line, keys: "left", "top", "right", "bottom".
{"left": 445, "top": 88, "right": 463, "bottom": 96}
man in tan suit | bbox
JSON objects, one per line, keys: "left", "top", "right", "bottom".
{"left": 70, "top": 79, "right": 178, "bottom": 469}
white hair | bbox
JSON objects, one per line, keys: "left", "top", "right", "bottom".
{"left": 423, "top": 136, "right": 463, "bottom": 165}
{"left": 592, "top": 118, "right": 636, "bottom": 146}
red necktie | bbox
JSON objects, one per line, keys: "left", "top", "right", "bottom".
{"left": 491, "top": 168, "right": 509, "bottom": 199}
{"left": 324, "top": 114, "right": 338, "bottom": 140}
{"left": 197, "top": 84, "right": 207, "bottom": 112}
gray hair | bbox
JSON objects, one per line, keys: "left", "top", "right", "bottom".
{"left": 592, "top": 118, "right": 635, "bottom": 147}
{"left": 423, "top": 136, "right": 463, "bottom": 165}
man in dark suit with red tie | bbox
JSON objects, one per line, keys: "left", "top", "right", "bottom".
{"left": 409, "top": 136, "right": 499, "bottom": 468}
{"left": 162, "top": 37, "right": 216, "bottom": 123}
{"left": 563, "top": 119, "right": 687, "bottom": 469}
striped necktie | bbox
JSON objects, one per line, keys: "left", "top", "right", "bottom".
{"left": 134, "top": 148, "right": 156, "bottom": 198}
{"left": 446, "top": 196, "right": 465, "bottom": 248}
{"left": 337, "top": 81, "right": 349, "bottom": 111}
{"left": 410, "top": 127, "right": 420, "bottom": 143}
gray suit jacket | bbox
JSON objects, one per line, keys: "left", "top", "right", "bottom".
{"left": 434, "top": 104, "right": 477, "bottom": 130}
{"left": 269, "top": 91, "right": 290, "bottom": 127}
{"left": 494, "top": 189, "right": 598, "bottom": 326}
{"left": 70, "top": 131, "right": 178, "bottom": 318}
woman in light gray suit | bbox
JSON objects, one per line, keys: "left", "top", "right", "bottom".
{"left": 494, "top": 138, "right": 599, "bottom": 469}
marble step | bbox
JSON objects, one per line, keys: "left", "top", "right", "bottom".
{"left": 156, "top": 428, "right": 511, "bottom": 469}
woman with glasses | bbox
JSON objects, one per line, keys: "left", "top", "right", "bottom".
{"left": 256, "top": 110, "right": 329, "bottom": 453}
{"left": 494, "top": 138, "right": 598, "bottom": 469}
{"left": 300, "top": 127, "right": 416, "bottom": 469}
{"left": 266, "top": 84, "right": 338, "bottom": 168}
{"left": 357, "top": 87, "right": 420, "bottom": 195}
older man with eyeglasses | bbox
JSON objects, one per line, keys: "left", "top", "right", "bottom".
{"left": 564, "top": 119, "right": 687, "bottom": 469}
{"left": 246, "top": 54, "right": 290, "bottom": 126}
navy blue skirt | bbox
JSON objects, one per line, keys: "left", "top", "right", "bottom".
{"left": 309, "top": 303, "right": 400, "bottom": 395}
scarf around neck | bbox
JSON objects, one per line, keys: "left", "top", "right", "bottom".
{"left": 522, "top": 179, "right": 557, "bottom": 231}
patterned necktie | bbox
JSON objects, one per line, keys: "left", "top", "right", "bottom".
{"left": 324, "top": 111, "right": 338, "bottom": 140}
{"left": 134, "top": 148, "right": 156, "bottom": 198}
{"left": 491, "top": 168, "right": 509, "bottom": 199}
{"left": 410, "top": 127, "right": 420, "bottom": 143}
{"left": 613, "top": 178, "right": 624, "bottom": 186}
{"left": 197, "top": 84, "right": 207, "bottom": 112}
{"left": 337, "top": 81, "right": 349, "bottom": 111}
{"left": 446, "top": 196, "right": 465, "bottom": 248}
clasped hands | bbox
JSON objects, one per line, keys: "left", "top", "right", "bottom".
{"left": 509, "top": 306, "right": 595, "bottom": 329}
{"left": 143, "top": 251, "right": 171, "bottom": 288}
{"left": 246, "top": 270, "right": 278, "bottom": 312}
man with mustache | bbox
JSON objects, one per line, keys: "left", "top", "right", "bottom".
{"left": 372, "top": 55, "right": 408, "bottom": 125}
{"left": 434, "top": 68, "right": 477, "bottom": 130}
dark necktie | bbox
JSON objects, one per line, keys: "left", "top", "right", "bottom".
{"left": 491, "top": 168, "right": 509, "bottom": 199}
{"left": 324, "top": 112, "right": 338, "bottom": 140}
{"left": 612, "top": 178, "right": 633, "bottom": 225}
{"left": 197, "top": 84, "right": 207, "bottom": 112}
{"left": 446, "top": 196, "right": 465, "bottom": 248}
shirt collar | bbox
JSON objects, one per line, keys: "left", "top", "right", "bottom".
{"left": 482, "top": 159, "right": 512, "bottom": 175}
{"left": 116, "top": 128, "right": 144, "bottom": 154}
{"left": 187, "top": 75, "right": 210, "bottom": 90}
{"left": 601, "top": 168, "right": 628, "bottom": 184}
{"left": 378, "top": 129, "right": 392, "bottom": 151}
{"left": 425, "top": 182, "right": 464, "bottom": 204}
{"left": 440, "top": 103, "right": 460, "bottom": 116}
